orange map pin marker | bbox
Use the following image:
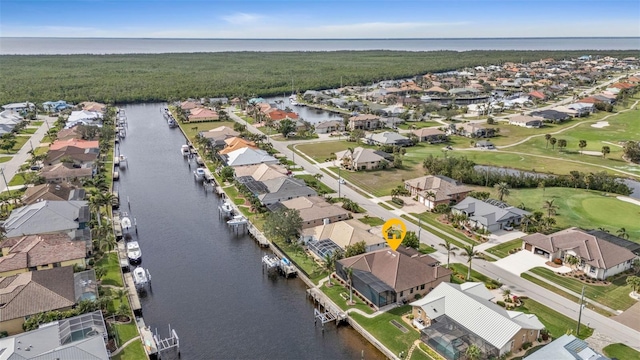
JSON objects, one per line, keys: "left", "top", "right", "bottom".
{"left": 382, "top": 218, "right": 407, "bottom": 251}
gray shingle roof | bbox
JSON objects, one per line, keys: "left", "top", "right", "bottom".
{"left": 2, "top": 201, "right": 88, "bottom": 238}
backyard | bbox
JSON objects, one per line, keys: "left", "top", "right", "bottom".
{"left": 515, "top": 298, "right": 593, "bottom": 340}
{"left": 350, "top": 305, "right": 420, "bottom": 355}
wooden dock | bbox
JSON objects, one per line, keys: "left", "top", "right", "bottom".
{"left": 137, "top": 318, "right": 159, "bottom": 358}
{"left": 124, "top": 272, "right": 142, "bottom": 315}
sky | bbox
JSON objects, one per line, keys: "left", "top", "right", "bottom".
{"left": 1, "top": 0, "right": 639, "bottom": 38}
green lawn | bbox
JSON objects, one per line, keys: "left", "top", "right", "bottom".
{"left": 294, "top": 174, "right": 335, "bottom": 194}
{"left": 603, "top": 343, "right": 640, "bottom": 359}
{"left": 485, "top": 239, "right": 524, "bottom": 259}
{"left": 19, "top": 128, "right": 38, "bottom": 134}
{"left": 404, "top": 213, "right": 472, "bottom": 248}
{"left": 378, "top": 202, "right": 394, "bottom": 211}
{"left": 516, "top": 298, "right": 593, "bottom": 340}
{"left": 31, "top": 121, "right": 44, "bottom": 126}
{"left": 476, "top": 186, "right": 640, "bottom": 241}
{"left": 321, "top": 282, "right": 374, "bottom": 314}
{"left": 272, "top": 238, "right": 328, "bottom": 284}
{"left": 448, "top": 263, "right": 502, "bottom": 289}
{"left": 358, "top": 216, "right": 386, "bottom": 226}
{"left": 296, "top": 140, "right": 377, "bottom": 163}
{"left": 178, "top": 120, "right": 237, "bottom": 142}
{"left": 34, "top": 146, "right": 48, "bottom": 155}
{"left": 397, "top": 121, "right": 440, "bottom": 130}
{"left": 110, "top": 339, "right": 146, "bottom": 360}
{"left": 350, "top": 305, "right": 419, "bottom": 355}
{"left": 112, "top": 322, "right": 139, "bottom": 347}
{"left": 529, "top": 267, "right": 637, "bottom": 311}
{"left": 96, "top": 253, "right": 124, "bottom": 287}
{"left": 419, "top": 244, "right": 437, "bottom": 254}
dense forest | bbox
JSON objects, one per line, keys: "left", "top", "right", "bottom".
{"left": 1, "top": 50, "right": 638, "bottom": 104}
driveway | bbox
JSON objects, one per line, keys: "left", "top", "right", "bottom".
{"left": 476, "top": 230, "right": 526, "bottom": 251}
{"left": 494, "top": 250, "right": 570, "bottom": 275}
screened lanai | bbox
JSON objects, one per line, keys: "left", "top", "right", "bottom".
{"left": 421, "top": 315, "right": 499, "bottom": 360}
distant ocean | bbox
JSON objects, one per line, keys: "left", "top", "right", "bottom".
{"left": 1, "top": 37, "right": 639, "bottom": 55}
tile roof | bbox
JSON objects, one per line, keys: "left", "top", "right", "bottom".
{"left": 41, "top": 163, "right": 93, "bottom": 181}
{"left": 335, "top": 147, "right": 386, "bottom": 165}
{"left": 303, "top": 219, "right": 381, "bottom": 249}
{"left": 0, "top": 233, "right": 85, "bottom": 272}
{"left": 218, "top": 137, "right": 257, "bottom": 155}
{"left": 405, "top": 175, "right": 471, "bottom": 202}
{"left": 79, "top": 102, "right": 106, "bottom": 113}
{"left": 348, "top": 114, "right": 380, "bottom": 122}
{"left": 23, "top": 182, "right": 85, "bottom": 205}
{"left": 232, "top": 163, "right": 288, "bottom": 182}
{"left": 188, "top": 107, "right": 219, "bottom": 120}
{"left": 282, "top": 196, "right": 349, "bottom": 223}
{"left": 412, "top": 128, "right": 445, "bottom": 137}
{"left": 49, "top": 139, "right": 99, "bottom": 151}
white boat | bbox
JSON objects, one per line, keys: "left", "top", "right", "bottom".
{"left": 289, "top": 94, "right": 299, "bottom": 106}
{"left": 227, "top": 214, "right": 248, "bottom": 226}
{"left": 132, "top": 266, "right": 151, "bottom": 290}
{"left": 194, "top": 167, "right": 206, "bottom": 181}
{"left": 121, "top": 212, "right": 132, "bottom": 230}
{"left": 168, "top": 118, "right": 178, "bottom": 128}
{"left": 262, "top": 254, "right": 279, "bottom": 269}
{"left": 126, "top": 241, "right": 142, "bottom": 264}
{"left": 181, "top": 144, "right": 190, "bottom": 157}
{"left": 220, "top": 201, "right": 233, "bottom": 217}
{"left": 118, "top": 154, "right": 127, "bottom": 168}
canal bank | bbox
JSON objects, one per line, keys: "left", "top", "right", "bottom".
{"left": 116, "top": 102, "right": 383, "bottom": 359}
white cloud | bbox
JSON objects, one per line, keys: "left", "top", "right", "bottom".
{"left": 221, "top": 12, "right": 264, "bottom": 25}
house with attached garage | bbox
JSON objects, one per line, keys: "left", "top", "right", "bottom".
{"left": 508, "top": 115, "right": 544, "bottom": 128}
{"left": 348, "top": 114, "right": 381, "bottom": 130}
{"left": 363, "top": 131, "right": 413, "bottom": 146}
{"left": 529, "top": 109, "right": 570, "bottom": 123}
{"left": 412, "top": 128, "right": 448, "bottom": 143}
{"left": 522, "top": 228, "right": 638, "bottom": 280}
{"left": 404, "top": 175, "right": 471, "bottom": 210}
{"left": 335, "top": 147, "right": 391, "bottom": 171}
{"left": 452, "top": 197, "right": 530, "bottom": 233}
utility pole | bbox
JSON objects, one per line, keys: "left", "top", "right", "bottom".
{"left": 418, "top": 216, "right": 422, "bottom": 240}
{"left": 0, "top": 167, "right": 12, "bottom": 202}
{"left": 576, "top": 285, "right": 586, "bottom": 335}
{"left": 338, "top": 166, "right": 341, "bottom": 198}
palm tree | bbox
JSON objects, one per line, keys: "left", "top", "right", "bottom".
{"left": 617, "top": 227, "right": 629, "bottom": 239}
{"left": 424, "top": 191, "right": 436, "bottom": 209}
{"left": 565, "top": 255, "right": 580, "bottom": 271}
{"left": 323, "top": 252, "right": 336, "bottom": 286}
{"left": 462, "top": 245, "right": 479, "bottom": 280}
{"left": 439, "top": 240, "right": 459, "bottom": 269}
{"left": 544, "top": 134, "right": 551, "bottom": 148}
{"left": 601, "top": 146, "right": 610, "bottom": 159}
{"left": 115, "top": 288, "right": 127, "bottom": 302}
{"left": 502, "top": 288, "right": 511, "bottom": 301}
{"left": 313, "top": 173, "right": 323, "bottom": 181}
{"left": 542, "top": 217, "right": 556, "bottom": 232}
{"left": 543, "top": 199, "right": 558, "bottom": 217}
{"left": 626, "top": 276, "right": 640, "bottom": 296}
{"left": 549, "top": 137, "right": 557, "bottom": 150}
{"left": 345, "top": 266, "right": 355, "bottom": 305}
{"left": 557, "top": 139, "right": 567, "bottom": 152}
{"left": 579, "top": 140, "right": 587, "bottom": 154}
{"left": 494, "top": 182, "right": 510, "bottom": 202}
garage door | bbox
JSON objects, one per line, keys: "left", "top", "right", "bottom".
{"left": 524, "top": 243, "right": 532, "bottom": 251}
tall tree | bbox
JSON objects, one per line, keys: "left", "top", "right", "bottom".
{"left": 601, "top": 146, "right": 611, "bottom": 159}
{"left": 462, "top": 245, "right": 479, "bottom": 280}
{"left": 494, "top": 182, "right": 510, "bottom": 201}
{"left": 344, "top": 241, "right": 367, "bottom": 257}
{"left": 345, "top": 266, "right": 355, "bottom": 305}
{"left": 401, "top": 231, "right": 419, "bottom": 249}
{"left": 549, "top": 137, "right": 557, "bottom": 150}
{"left": 278, "top": 119, "right": 296, "bottom": 138}
{"left": 544, "top": 134, "right": 551, "bottom": 148}
{"left": 557, "top": 139, "right": 567, "bottom": 152}
{"left": 264, "top": 208, "right": 303, "bottom": 243}
{"left": 439, "top": 240, "right": 459, "bottom": 269}
{"left": 543, "top": 199, "right": 558, "bottom": 217}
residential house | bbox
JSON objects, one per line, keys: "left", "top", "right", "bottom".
{"left": 315, "top": 120, "right": 345, "bottom": 134}
{"left": 42, "top": 100, "right": 72, "bottom": 112}
{"left": 363, "top": 131, "right": 412, "bottom": 146}
{"left": 524, "top": 334, "right": 609, "bottom": 360}
{"left": 187, "top": 107, "right": 219, "bottom": 122}
{"left": 41, "top": 163, "right": 94, "bottom": 184}
{"left": 336, "top": 249, "right": 452, "bottom": 308}
{"left": 49, "top": 138, "right": 99, "bottom": 151}
{"left": 180, "top": 100, "right": 199, "bottom": 110}
{"left": 567, "top": 102, "right": 595, "bottom": 116}
{"left": 258, "top": 177, "right": 317, "bottom": 206}
{"left": 452, "top": 197, "right": 530, "bottom": 232}
{"left": 522, "top": 228, "right": 637, "bottom": 280}
{"left": 1, "top": 102, "right": 34, "bottom": 113}
{"left": 0, "top": 311, "right": 110, "bottom": 358}
{"left": 411, "top": 282, "right": 544, "bottom": 359}
{"left": 199, "top": 126, "right": 240, "bottom": 148}
{"left": 454, "top": 122, "right": 495, "bottom": 138}
{"left": 223, "top": 147, "right": 279, "bottom": 168}
{"left": 412, "top": 128, "right": 448, "bottom": 143}
{"left": 530, "top": 109, "right": 570, "bottom": 123}
{"left": 508, "top": 115, "right": 544, "bottom": 128}
{"left": 232, "top": 163, "right": 289, "bottom": 182}
{"left": 45, "top": 145, "right": 99, "bottom": 167}
{"left": 0, "top": 110, "right": 25, "bottom": 135}
{"left": 475, "top": 140, "right": 496, "bottom": 149}
{"left": 2, "top": 200, "right": 90, "bottom": 239}
{"left": 54, "top": 127, "right": 84, "bottom": 141}
{"left": 218, "top": 137, "right": 257, "bottom": 155}
{"left": 278, "top": 196, "right": 350, "bottom": 229}
{"left": 335, "top": 147, "right": 390, "bottom": 171}
{"left": 528, "top": 90, "right": 547, "bottom": 101}
{"left": 348, "top": 114, "right": 380, "bottom": 130}
{"left": 65, "top": 110, "right": 103, "bottom": 129}
{"left": 78, "top": 101, "right": 106, "bottom": 113}
{"left": 266, "top": 109, "right": 299, "bottom": 121}
{"left": 209, "top": 97, "right": 229, "bottom": 105}
{"left": 22, "top": 182, "right": 85, "bottom": 205}
{"left": 0, "top": 267, "right": 76, "bottom": 334}
{"left": 302, "top": 219, "right": 385, "bottom": 259}
{"left": 0, "top": 233, "right": 86, "bottom": 277}
{"left": 404, "top": 175, "right": 471, "bottom": 210}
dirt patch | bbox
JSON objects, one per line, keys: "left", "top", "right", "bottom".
{"left": 591, "top": 121, "right": 610, "bottom": 128}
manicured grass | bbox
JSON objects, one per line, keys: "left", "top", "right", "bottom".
{"left": 419, "top": 243, "right": 437, "bottom": 254}
{"left": 110, "top": 339, "right": 146, "bottom": 360}
{"left": 529, "top": 267, "right": 637, "bottom": 311}
{"left": 358, "top": 216, "right": 385, "bottom": 227}
{"left": 19, "top": 128, "right": 38, "bottom": 134}
{"left": 321, "top": 282, "right": 374, "bottom": 314}
{"left": 294, "top": 174, "right": 335, "bottom": 194}
{"left": 404, "top": 212, "right": 472, "bottom": 248}
{"left": 113, "top": 322, "right": 139, "bottom": 347}
{"left": 178, "top": 120, "right": 237, "bottom": 142}
{"left": 515, "top": 298, "right": 593, "bottom": 340}
{"left": 484, "top": 239, "right": 524, "bottom": 259}
{"left": 418, "top": 343, "right": 442, "bottom": 360}
{"left": 476, "top": 186, "right": 640, "bottom": 241}
{"left": 96, "top": 252, "right": 124, "bottom": 287}
{"left": 233, "top": 198, "right": 245, "bottom": 205}
{"left": 296, "top": 140, "right": 377, "bottom": 163}
{"left": 378, "top": 202, "right": 394, "bottom": 211}
{"left": 603, "top": 343, "right": 640, "bottom": 359}
{"left": 330, "top": 166, "right": 423, "bottom": 197}
{"left": 31, "top": 121, "right": 44, "bottom": 126}
{"left": 448, "top": 263, "right": 502, "bottom": 288}
{"left": 397, "top": 121, "right": 440, "bottom": 130}
{"left": 34, "top": 146, "right": 48, "bottom": 155}
{"left": 272, "top": 238, "right": 328, "bottom": 284}
{"left": 350, "top": 305, "right": 419, "bottom": 355}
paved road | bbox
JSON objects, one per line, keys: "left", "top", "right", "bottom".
{"left": 227, "top": 109, "right": 640, "bottom": 350}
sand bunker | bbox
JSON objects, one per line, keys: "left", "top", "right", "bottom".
{"left": 591, "top": 121, "right": 610, "bottom": 128}
{"left": 582, "top": 150, "right": 602, "bottom": 156}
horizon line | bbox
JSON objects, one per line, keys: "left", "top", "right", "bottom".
{"left": 3, "top": 36, "right": 640, "bottom": 40}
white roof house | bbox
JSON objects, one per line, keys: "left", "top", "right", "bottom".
{"left": 65, "top": 110, "right": 103, "bottom": 129}
{"left": 224, "top": 147, "right": 279, "bottom": 167}
{"left": 411, "top": 282, "right": 543, "bottom": 356}
{"left": 524, "top": 334, "right": 609, "bottom": 360}
{"left": 1, "top": 102, "right": 34, "bottom": 112}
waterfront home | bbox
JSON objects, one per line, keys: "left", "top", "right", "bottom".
{"left": 199, "top": 125, "right": 240, "bottom": 147}
{"left": 78, "top": 101, "right": 106, "bottom": 113}
{"left": 2, "top": 200, "right": 90, "bottom": 238}
{"left": 45, "top": 145, "right": 99, "bottom": 167}
{"left": 232, "top": 163, "right": 289, "bottom": 182}
{"left": 348, "top": 114, "right": 380, "bottom": 130}
{"left": 315, "top": 120, "right": 345, "bottom": 134}
{"left": 302, "top": 219, "right": 385, "bottom": 259}
{"left": 411, "top": 282, "right": 544, "bottom": 359}
{"left": 276, "top": 196, "right": 350, "bottom": 229}
{"left": 266, "top": 109, "right": 299, "bottom": 121}
{"left": 22, "top": 182, "right": 86, "bottom": 205}
{"left": 404, "top": 175, "right": 471, "bottom": 210}
{"left": 0, "top": 267, "right": 76, "bottom": 335}
{"left": 42, "top": 100, "right": 72, "bottom": 112}
{"left": 412, "top": 128, "right": 447, "bottom": 143}
{"left": 0, "top": 233, "right": 86, "bottom": 277}
{"left": 508, "top": 115, "right": 544, "bottom": 128}
{"left": 218, "top": 137, "right": 257, "bottom": 155}
{"left": 454, "top": 122, "right": 495, "bottom": 138}
{"left": 0, "top": 110, "right": 25, "bottom": 135}
{"left": 41, "top": 163, "right": 94, "bottom": 184}
{"left": 363, "top": 131, "right": 412, "bottom": 146}
{"left": 209, "top": 97, "right": 229, "bottom": 105}
{"left": 529, "top": 109, "right": 570, "bottom": 123}
{"left": 335, "top": 147, "right": 390, "bottom": 171}
{"left": 0, "top": 311, "right": 109, "bottom": 358}
{"left": 223, "top": 147, "right": 279, "bottom": 167}
{"left": 180, "top": 100, "right": 199, "bottom": 110}
{"left": 336, "top": 249, "right": 452, "bottom": 308}
{"left": 49, "top": 138, "right": 99, "bottom": 151}
{"left": 65, "top": 110, "right": 103, "bottom": 129}
{"left": 257, "top": 177, "right": 317, "bottom": 206}
{"left": 1, "top": 102, "right": 34, "bottom": 113}
{"left": 522, "top": 228, "right": 638, "bottom": 280}
{"left": 187, "top": 107, "right": 219, "bottom": 122}
{"left": 452, "top": 197, "right": 530, "bottom": 233}
{"left": 524, "top": 335, "right": 608, "bottom": 360}
{"left": 54, "top": 126, "right": 85, "bottom": 141}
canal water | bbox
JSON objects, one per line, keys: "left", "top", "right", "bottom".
{"left": 264, "top": 95, "right": 344, "bottom": 125}
{"left": 116, "top": 103, "right": 382, "bottom": 360}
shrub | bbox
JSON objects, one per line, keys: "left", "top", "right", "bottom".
{"left": 497, "top": 301, "right": 506, "bottom": 307}
{"left": 522, "top": 342, "right": 532, "bottom": 350}
{"left": 408, "top": 314, "right": 415, "bottom": 320}
{"left": 553, "top": 258, "right": 562, "bottom": 265}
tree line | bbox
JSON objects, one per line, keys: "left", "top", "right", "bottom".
{"left": 1, "top": 50, "right": 638, "bottom": 105}
{"left": 422, "top": 154, "right": 632, "bottom": 195}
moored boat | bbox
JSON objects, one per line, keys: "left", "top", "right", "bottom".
{"left": 194, "top": 167, "right": 206, "bottom": 181}
{"left": 220, "top": 201, "right": 233, "bottom": 217}
{"left": 181, "top": 144, "right": 190, "bottom": 157}
{"left": 118, "top": 154, "right": 127, "bottom": 168}
{"left": 126, "top": 241, "right": 142, "bottom": 264}
{"left": 132, "top": 266, "right": 151, "bottom": 290}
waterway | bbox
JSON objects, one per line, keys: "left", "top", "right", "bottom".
{"left": 115, "top": 103, "right": 382, "bottom": 360}
{"left": 264, "top": 95, "right": 344, "bottom": 124}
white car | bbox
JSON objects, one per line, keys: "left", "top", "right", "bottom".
{"left": 504, "top": 225, "right": 514, "bottom": 231}
{"left": 339, "top": 178, "right": 346, "bottom": 184}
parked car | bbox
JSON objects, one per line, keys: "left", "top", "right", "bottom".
{"left": 504, "top": 225, "right": 514, "bottom": 231}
